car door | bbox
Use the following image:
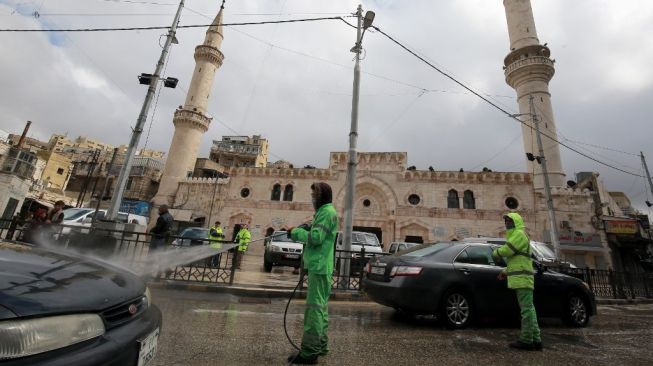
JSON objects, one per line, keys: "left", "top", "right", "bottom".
{"left": 533, "top": 265, "right": 564, "bottom": 317}
{"left": 452, "top": 245, "right": 513, "bottom": 315}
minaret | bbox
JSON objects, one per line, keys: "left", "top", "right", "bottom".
{"left": 153, "top": 2, "right": 225, "bottom": 207}
{"left": 503, "top": 0, "right": 565, "bottom": 189}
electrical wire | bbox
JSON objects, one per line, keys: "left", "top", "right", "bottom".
{"left": 369, "top": 24, "right": 643, "bottom": 178}
{"left": 0, "top": 16, "right": 348, "bottom": 32}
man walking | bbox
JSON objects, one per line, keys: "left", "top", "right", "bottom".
{"left": 234, "top": 223, "right": 251, "bottom": 269}
{"left": 492, "top": 212, "right": 542, "bottom": 351}
{"left": 149, "top": 205, "right": 174, "bottom": 254}
{"left": 287, "top": 182, "right": 338, "bottom": 364}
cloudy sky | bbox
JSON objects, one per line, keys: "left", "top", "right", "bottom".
{"left": 1, "top": 0, "right": 652, "bottom": 214}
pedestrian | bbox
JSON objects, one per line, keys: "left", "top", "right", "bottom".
{"left": 46, "top": 200, "right": 65, "bottom": 224}
{"left": 149, "top": 204, "right": 174, "bottom": 255}
{"left": 23, "top": 208, "right": 48, "bottom": 245}
{"left": 234, "top": 223, "right": 251, "bottom": 269}
{"left": 287, "top": 182, "right": 339, "bottom": 364}
{"left": 492, "top": 212, "right": 542, "bottom": 351}
{"left": 209, "top": 221, "right": 225, "bottom": 267}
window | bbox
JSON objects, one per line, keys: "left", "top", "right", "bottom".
{"left": 463, "top": 190, "right": 475, "bottom": 209}
{"left": 447, "top": 190, "right": 459, "bottom": 208}
{"left": 283, "top": 184, "right": 293, "bottom": 201}
{"left": 271, "top": 184, "right": 281, "bottom": 201}
{"left": 505, "top": 197, "right": 519, "bottom": 209}
{"left": 240, "top": 187, "right": 250, "bottom": 198}
{"left": 56, "top": 168, "right": 64, "bottom": 175}
{"left": 408, "top": 194, "right": 420, "bottom": 205}
{"left": 126, "top": 177, "right": 134, "bottom": 190}
{"left": 363, "top": 199, "right": 371, "bottom": 207}
{"left": 456, "top": 246, "right": 495, "bottom": 266}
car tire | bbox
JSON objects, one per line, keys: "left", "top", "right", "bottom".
{"left": 264, "top": 259, "right": 273, "bottom": 273}
{"left": 562, "top": 293, "right": 590, "bottom": 327}
{"left": 439, "top": 289, "right": 473, "bottom": 329}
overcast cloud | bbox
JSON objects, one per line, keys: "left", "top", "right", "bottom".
{"left": 1, "top": 0, "right": 652, "bottom": 215}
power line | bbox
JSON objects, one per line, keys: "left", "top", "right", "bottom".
{"left": 370, "top": 24, "right": 643, "bottom": 178}
{"left": 101, "top": 0, "right": 177, "bottom": 5}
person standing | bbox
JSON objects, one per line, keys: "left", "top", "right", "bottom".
{"left": 234, "top": 224, "right": 251, "bottom": 269}
{"left": 149, "top": 205, "right": 174, "bottom": 254}
{"left": 209, "top": 221, "right": 225, "bottom": 267}
{"left": 287, "top": 182, "right": 338, "bottom": 364}
{"left": 492, "top": 212, "right": 542, "bottom": 351}
{"left": 46, "top": 200, "right": 65, "bottom": 224}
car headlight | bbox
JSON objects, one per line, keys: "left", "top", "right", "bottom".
{"left": 0, "top": 314, "right": 105, "bottom": 359}
{"left": 271, "top": 245, "right": 281, "bottom": 252}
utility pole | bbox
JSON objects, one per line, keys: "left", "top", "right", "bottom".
{"left": 207, "top": 171, "right": 221, "bottom": 227}
{"left": 641, "top": 152, "right": 653, "bottom": 199}
{"left": 342, "top": 5, "right": 364, "bottom": 283}
{"left": 106, "top": 0, "right": 185, "bottom": 220}
{"left": 530, "top": 95, "right": 561, "bottom": 258}
{"left": 342, "top": 5, "right": 375, "bottom": 286}
{"left": 92, "top": 147, "right": 119, "bottom": 226}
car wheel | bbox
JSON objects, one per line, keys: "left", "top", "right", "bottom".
{"left": 563, "top": 293, "right": 590, "bottom": 327}
{"left": 263, "top": 259, "right": 273, "bottom": 273}
{"left": 439, "top": 289, "right": 473, "bottom": 329}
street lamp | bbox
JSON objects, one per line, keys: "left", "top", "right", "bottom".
{"left": 342, "top": 5, "right": 374, "bottom": 287}
{"left": 138, "top": 73, "right": 179, "bottom": 89}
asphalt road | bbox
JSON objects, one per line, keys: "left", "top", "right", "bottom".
{"left": 150, "top": 288, "right": 653, "bottom": 366}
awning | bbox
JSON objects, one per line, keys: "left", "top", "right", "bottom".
{"left": 560, "top": 245, "right": 610, "bottom": 253}
{"left": 168, "top": 208, "right": 193, "bottom": 222}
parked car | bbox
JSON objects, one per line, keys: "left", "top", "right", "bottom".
{"left": 171, "top": 227, "right": 210, "bottom": 247}
{"left": 388, "top": 242, "right": 421, "bottom": 254}
{"left": 263, "top": 231, "right": 303, "bottom": 272}
{"left": 462, "top": 237, "right": 577, "bottom": 268}
{"left": 364, "top": 241, "right": 596, "bottom": 329}
{"left": 0, "top": 241, "right": 162, "bottom": 365}
{"left": 335, "top": 231, "right": 383, "bottom": 274}
{"left": 60, "top": 208, "right": 149, "bottom": 235}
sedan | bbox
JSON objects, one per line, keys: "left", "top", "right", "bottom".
{"left": 171, "top": 227, "right": 210, "bottom": 246}
{"left": 0, "top": 241, "right": 162, "bottom": 365}
{"left": 363, "top": 242, "right": 596, "bottom": 329}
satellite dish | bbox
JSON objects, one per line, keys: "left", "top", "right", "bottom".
{"left": 567, "top": 180, "right": 577, "bottom": 188}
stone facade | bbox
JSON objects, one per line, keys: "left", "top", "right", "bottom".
{"left": 169, "top": 152, "right": 611, "bottom": 268}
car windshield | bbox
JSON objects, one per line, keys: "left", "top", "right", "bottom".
{"left": 401, "top": 242, "right": 451, "bottom": 257}
{"left": 271, "top": 232, "right": 294, "bottom": 242}
{"left": 531, "top": 242, "right": 556, "bottom": 260}
{"left": 352, "top": 232, "right": 380, "bottom": 246}
{"left": 180, "top": 228, "right": 209, "bottom": 239}
{"left": 63, "top": 208, "right": 92, "bottom": 221}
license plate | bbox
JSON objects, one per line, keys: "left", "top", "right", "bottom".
{"left": 371, "top": 267, "right": 385, "bottom": 275}
{"left": 137, "top": 328, "right": 160, "bottom": 366}
{"left": 285, "top": 254, "right": 300, "bottom": 259}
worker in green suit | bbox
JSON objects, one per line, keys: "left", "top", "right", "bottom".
{"left": 287, "top": 182, "right": 338, "bottom": 364}
{"left": 493, "top": 212, "right": 543, "bottom": 351}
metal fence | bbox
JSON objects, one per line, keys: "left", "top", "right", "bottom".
{"left": 0, "top": 218, "right": 237, "bottom": 285}
{"left": 556, "top": 266, "right": 653, "bottom": 300}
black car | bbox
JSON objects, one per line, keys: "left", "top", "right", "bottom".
{"left": 364, "top": 242, "right": 596, "bottom": 329}
{"left": 0, "top": 241, "right": 162, "bottom": 365}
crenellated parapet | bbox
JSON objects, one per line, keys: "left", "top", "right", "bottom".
{"left": 227, "top": 166, "right": 335, "bottom": 180}
{"left": 194, "top": 45, "right": 224, "bottom": 67}
{"left": 400, "top": 170, "right": 532, "bottom": 185}
{"left": 329, "top": 152, "right": 407, "bottom": 172}
{"left": 172, "top": 108, "right": 212, "bottom": 132}
{"left": 181, "top": 176, "right": 230, "bottom": 184}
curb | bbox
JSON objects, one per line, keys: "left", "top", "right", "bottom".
{"left": 148, "top": 280, "right": 370, "bottom": 302}
{"left": 596, "top": 298, "right": 653, "bottom": 305}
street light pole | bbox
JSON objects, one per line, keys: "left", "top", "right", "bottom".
{"left": 106, "top": 0, "right": 185, "bottom": 220}
{"left": 342, "top": 5, "right": 364, "bottom": 282}
{"left": 530, "top": 95, "right": 561, "bottom": 258}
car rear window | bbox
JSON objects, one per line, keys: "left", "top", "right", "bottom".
{"left": 352, "top": 232, "right": 380, "bottom": 246}
{"left": 401, "top": 242, "right": 451, "bottom": 257}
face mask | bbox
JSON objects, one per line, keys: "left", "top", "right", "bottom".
{"left": 505, "top": 221, "right": 515, "bottom": 230}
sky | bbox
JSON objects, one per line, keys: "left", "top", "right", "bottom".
{"left": 1, "top": 0, "right": 652, "bottom": 215}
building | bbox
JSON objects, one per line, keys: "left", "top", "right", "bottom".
{"left": 209, "top": 135, "right": 269, "bottom": 169}
{"left": 35, "top": 150, "right": 73, "bottom": 192}
{"left": 0, "top": 140, "right": 34, "bottom": 221}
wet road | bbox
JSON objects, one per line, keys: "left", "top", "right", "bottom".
{"left": 150, "top": 288, "right": 653, "bottom": 366}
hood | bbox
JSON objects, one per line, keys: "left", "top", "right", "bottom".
{"left": 311, "top": 182, "right": 333, "bottom": 209}
{"left": 0, "top": 242, "right": 145, "bottom": 318}
{"left": 505, "top": 212, "right": 525, "bottom": 234}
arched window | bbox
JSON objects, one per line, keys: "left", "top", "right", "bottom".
{"left": 283, "top": 184, "right": 294, "bottom": 201}
{"left": 447, "top": 189, "right": 460, "bottom": 209}
{"left": 463, "top": 190, "right": 475, "bottom": 209}
{"left": 271, "top": 183, "right": 281, "bottom": 201}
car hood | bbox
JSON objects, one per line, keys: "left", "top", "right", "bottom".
{"left": 0, "top": 242, "right": 145, "bottom": 318}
